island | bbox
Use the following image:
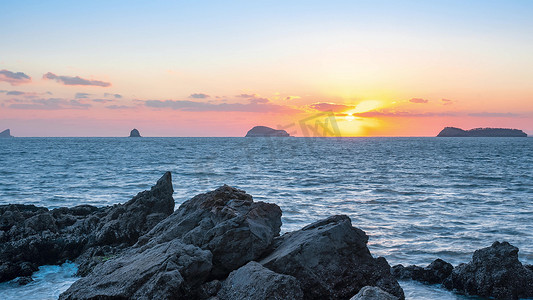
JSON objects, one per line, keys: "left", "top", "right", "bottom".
{"left": 0, "top": 129, "right": 13, "bottom": 138}
{"left": 245, "top": 126, "right": 291, "bottom": 137}
{"left": 437, "top": 127, "right": 527, "bottom": 137}
{"left": 129, "top": 128, "right": 142, "bottom": 137}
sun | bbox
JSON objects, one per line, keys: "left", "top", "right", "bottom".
{"left": 345, "top": 114, "right": 355, "bottom": 122}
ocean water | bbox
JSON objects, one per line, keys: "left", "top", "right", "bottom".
{"left": 0, "top": 137, "right": 532, "bottom": 299}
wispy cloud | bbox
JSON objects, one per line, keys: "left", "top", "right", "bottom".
{"left": 145, "top": 98, "right": 297, "bottom": 113}
{"left": 409, "top": 98, "right": 429, "bottom": 104}
{"left": 106, "top": 105, "right": 135, "bottom": 110}
{"left": 8, "top": 98, "right": 91, "bottom": 110}
{"left": 308, "top": 102, "right": 355, "bottom": 112}
{"left": 104, "top": 93, "right": 122, "bottom": 99}
{"left": 468, "top": 112, "right": 522, "bottom": 118}
{"left": 6, "top": 91, "right": 25, "bottom": 95}
{"left": 189, "top": 93, "right": 209, "bottom": 99}
{"left": 75, "top": 92, "right": 91, "bottom": 99}
{"left": 354, "top": 109, "right": 456, "bottom": 118}
{"left": 441, "top": 98, "right": 453, "bottom": 106}
{"left": 43, "top": 72, "right": 111, "bottom": 87}
{"left": 0, "top": 69, "right": 32, "bottom": 86}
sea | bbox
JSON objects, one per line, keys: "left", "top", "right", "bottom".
{"left": 0, "top": 137, "right": 532, "bottom": 299}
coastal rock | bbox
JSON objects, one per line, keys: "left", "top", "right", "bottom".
{"left": 218, "top": 261, "right": 303, "bottom": 300}
{"left": 60, "top": 240, "right": 212, "bottom": 300}
{"left": 260, "top": 215, "right": 404, "bottom": 300}
{"left": 443, "top": 241, "right": 533, "bottom": 299}
{"left": 350, "top": 286, "right": 399, "bottom": 300}
{"left": 0, "top": 129, "right": 13, "bottom": 138}
{"left": 437, "top": 127, "right": 527, "bottom": 137}
{"left": 392, "top": 258, "right": 453, "bottom": 284}
{"left": 137, "top": 185, "right": 282, "bottom": 277}
{"left": 245, "top": 126, "right": 290, "bottom": 137}
{"left": 0, "top": 172, "right": 174, "bottom": 283}
{"left": 129, "top": 128, "right": 141, "bottom": 137}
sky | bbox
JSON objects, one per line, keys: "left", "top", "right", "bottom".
{"left": 1, "top": 0, "right": 532, "bottom": 137}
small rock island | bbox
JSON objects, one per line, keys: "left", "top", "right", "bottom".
{"left": 437, "top": 127, "right": 527, "bottom": 137}
{"left": 245, "top": 126, "right": 291, "bottom": 137}
{"left": 129, "top": 128, "right": 141, "bottom": 137}
{"left": 0, "top": 129, "right": 13, "bottom": 138}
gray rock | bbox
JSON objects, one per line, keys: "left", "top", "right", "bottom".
{"left": 392, "top": 258, "right": 453, "bottom": 284}
{"left": 0, "top": 172, "right": 174, "bottom": 282}
{"left": 443, "top": 241, "right": 533, "bottom": 299}
{"left": 137, "top": 185, "right": 282, "bottom": 277}
{"left": 0, "top": 129, "right": 13, "bottom": 138}
{"left": 260, "top": 215, "right": 404, "bottom": 300}
{"left": 60, "top": 239, "right": 212, "bottom": 300}
{"left": 245, "top": 126, "right": 290, "bottom": 137}
{"left": 350, "top": 286, "right": 399, "bottom": 300}
{"left": 129, "top": 128, "right": 141, "bottom": 137}
{"left": 218, "top": 261, "right": 303, "bottom": 300}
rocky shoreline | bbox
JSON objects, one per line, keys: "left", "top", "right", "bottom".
{"left": 1, "top": 172, "right": 532, "bottom": 299}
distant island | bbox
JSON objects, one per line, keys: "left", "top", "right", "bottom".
{"left": 437, "top": 127, "right": 527, "bottom": 137}
{"left": 0, "top": 129, "right": 13, "bottom": 138}
{"left": 129, "top": 128, "right": 142, "bottom": 137}
{"left": 245, "top": 126, "right": 291, "bottom": 137}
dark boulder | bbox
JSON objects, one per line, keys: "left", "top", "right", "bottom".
{"left": 443, "top": 241, "right": 533, "bottom": 299}
{"left": 218, "top": 261, "right": 303, "bottom": 300}
{"left": 260, "top": 215, "right": 404, "bottom": 300}
{"left": 350, "top": 286, "right": 399, "bottom": 300}
{"left": 60, "top": 239, "right": 212, "bottom": 300}
{"left": 392, "top": 258, "right": 453, "bottom": 284}
{"left": 137, "top": 184, "right": 282, "bottom": 278}
{"left": 0, "top": 172, "right": 174, "bottom": 283}
{"left": 129, "top": 128, "right": 141, "bottom": 137}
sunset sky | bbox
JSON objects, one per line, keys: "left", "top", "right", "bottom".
{"left": 1, "top": 0, "right": 532, "bottom": 137}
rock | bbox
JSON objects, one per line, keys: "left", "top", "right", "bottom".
{"left": 443, "top": 241, "right": 533, "bottom": 299}
{"left": 129, "top": 128, "right": 141, "bottom": 137}
{"left": 0, "top": 129, "right": 13, "bottom": 138}
{"left": 350, "top": 286, "right": 399, "bottom": 300}
{"left": 60, "top": 239, "right": 212, "bottom": 300}
{"left": 260, "top": 215, "right": 404, "bottom": 300}
{"left": 437, "top": 127, "right": 527, "bottom": 137}
{"left": 245, "top": 126, "right": 290, "bottom": 137}
{"left": 218, "top": 261, "right": 303, "bottom": 300}
{"left": 0, "top": 172, "right": 174, "bottom": 283}
{"left": 14, "top": 276, "right": 33, "bottom": 285}
{"left": 392, "top": 258, "right": 453, "bottom": 284}
{"left": 137, "top": 184, "right": 282, "bottom": 278}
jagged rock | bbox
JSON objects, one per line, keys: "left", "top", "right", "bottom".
{"left": 392, "top": 258, "right": 453, "bottom": 284}
{"left": 137, "top": 185, "right": 282, "bottom": 278}
{"left": 0, "top": 129, "right": 13, "bottom": 138}
{"left": 245, "top": 126, "right": 290, "bottom": 137}
{"left": 218, "top": 261, "right": 303, "bottom": 300}
{"left": 129, "top": 128, "right": 141, "bottom": 137}
{"left": 443, "top": 241, "right": 533, "bottom": 299}
{"left": 14, "top": 276, "right": 33, "bottom": 285}
{"left": 350, "top": 286, "right": 399, "bottom": 300}
{"left": 260, "top": 215, "right": 404, "bottom": 300}
{"left": 0, "top": 172, "right": 174, "bottom": 283}
{"left": 60, "top": 240, "right": 212, "bottom": 300}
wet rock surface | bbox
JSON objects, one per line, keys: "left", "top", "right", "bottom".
{"left": 392, "top": 258, "right": 453, "bottom": 284}
{"left": 260, "top": 215, "right": 404, "bottom": 300}
{"left": 443, "top": 241, "right": 533, "bottom": 299}
{"left": 0, "top": 172, "right": 174, "bottom": 283}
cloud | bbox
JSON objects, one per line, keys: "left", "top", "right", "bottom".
{"left": 104, "top": 93, "right": 122, "bottom": 99}
{"left": 106, "top": 105, "right": 135, "bottom": 109}
{"left": 75, "top": 92, "right": 91, "bottom": 99}
{"left": 0, "top": 69, "right": 32, "bottom": 86}
{"left": 6, "top": 91, "right": 25, "bottom": 95}
{"left": 354, "top": 109, "right": 456, "bottom": 118}
{"left": 441, "top": 98, "right": 453, "bottom": 105}
{"left": 92, "top": 98, "right": 113, "bottom": 103}
{"left": 409, "top": 98, "right": 429, "bottom": 104}
{"left": 468, "top": 112, "right": 521, "bottom": 118}
{"left": 285, "top": 96, "right": 301, "bottom": 101}
{"left": 189, "top": 93, "right": 210, "bottom": 99}
{"left": 8, "top": 98, "right": 91, "bottom": 110}
{"left": 236, "top": 93, "right": 257, "bottom": 98}
{"left": 145, "top": 99, "right": 297, "bottom": 113}
{"left": 43, "top": 72, "right": 111, "bottom": 87}
{"left": 308, "top": 102, "right": 355, "bottom": 112}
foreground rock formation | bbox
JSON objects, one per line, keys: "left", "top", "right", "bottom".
{"left": 437, "top": 127, "right": 527, "bottom": 137}
{"left": 0, "top": 172, "right": 174, "bottom": 283}
{"left": 393, "top": 241, "right": 533, "bottom": 299}
{"left": 58, "top": 177, "right": 404, "bottom": 300}
{"left": 0, "top": 129, "right": 13, "bottom": 138}
{"left": 129, "top": 128, "right": 141, "bottom": 137}
{"left": 245, "top": 125, "right": 291, "bottom": 137}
